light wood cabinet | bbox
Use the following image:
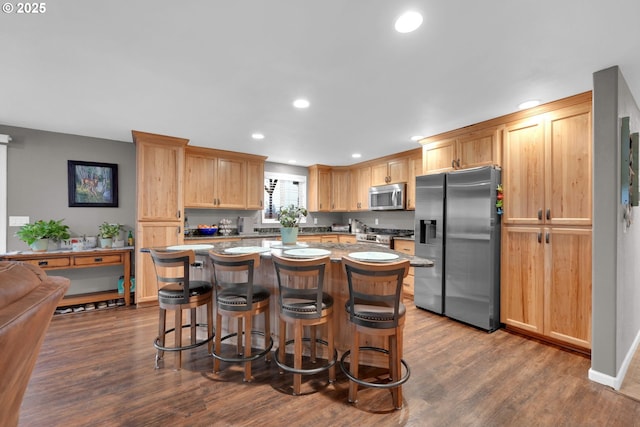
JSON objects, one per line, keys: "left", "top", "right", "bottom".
{"left": 307, "top": 165, "right": 331, "bottom": 212}
{"left": 501, "top": 226, "right": 591, "bottom": 350}
{"left": 184, "top": 147, "right": 266, "bottom": 209}
{"left": 246, "top": 159, "right": 265, "bottom": 210}
{"left": 349, "top": 165, "right": 371, "bottom": 211}
{"left": 393, "top": 239, "right": 415, "bottom": 298}
{"left": 371, "top": 157, "right": 409, "bottom": 186}
{"left": 132, "top": 130, "right": 188, "bottom": 305}
{"left": 321, "top": 234, "right": 339, "bottom": 243}
{"left": 503, "top": 103, "right": 592, "bottom": 226}
{"left": 339, "top": 234, "right": 357, "bottom": 244}
{"left": 134, "top": 131, "right": 186, "bottom": 221}
{"left": 135, "top": 222, "right": 182, "bottom": 304}
{"left": 422, "top": 127, "right": 501, "bottom": 174}
{"left": 331, "top": 168, "right": 350, "bottom": 211}
{"left": 406, "top": 150, "right": 423, "bottom": 210}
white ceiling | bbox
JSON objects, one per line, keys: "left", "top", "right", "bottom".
{"left": 2, "top": 1, "right": 640, "bottom": 166}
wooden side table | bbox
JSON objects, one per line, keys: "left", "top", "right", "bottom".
{"left": 0, "top": 247, "right": 134, "bottom": 307}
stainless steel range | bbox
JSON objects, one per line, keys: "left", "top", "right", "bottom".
{"left": 355, "top": 232, "right": 408, "bottom": 247}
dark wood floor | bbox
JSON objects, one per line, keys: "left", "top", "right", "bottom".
{"left": 20, "top": 300, "right": 640, "bottom": 427}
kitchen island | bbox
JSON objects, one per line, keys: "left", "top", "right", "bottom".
{"left": 152, "top": 239, "right": 433, "bottom": 367}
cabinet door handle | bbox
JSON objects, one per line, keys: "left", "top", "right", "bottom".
{"left": 545, "top": 232, "right": 550, "bottom": 244}
{"left": 537, "top": 232, "right": 542, "bottom": 243}
{"left": 456, "top": 159, "right": 461, "bottom": 168}
{"left": 452, "top": 160, "right": 456, "bottom": 168}
{"left": 538, "top": 209, "right": 543, "bottom": 220}
{"left": 546, "top": 209, "right": 551, "bottom": 220}
{"left": 177, "top": 210, "right": 181, "bottom": 219}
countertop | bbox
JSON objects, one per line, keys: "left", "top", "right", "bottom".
{"left": 147, "top": 239, "right": 433, "bottom": 268}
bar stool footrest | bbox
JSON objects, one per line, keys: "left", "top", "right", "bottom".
{"left": 154, "top": 323, "right": 215, "bottom": 353}
{"left": 274, "top": 337, "right": 338, "bottom": 375}
{"left": 212, "top": 330, "right": 274, "bottom": 363}
{"left": 339, "top": 346, "right": 410, "bottom": 389}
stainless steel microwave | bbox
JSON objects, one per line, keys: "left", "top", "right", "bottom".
{"left": 369, "top": 183, "right": 406, "bottom": 211}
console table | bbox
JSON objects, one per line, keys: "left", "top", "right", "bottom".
{"left": 0, "top": 247, "right": 134, "bottom": 307}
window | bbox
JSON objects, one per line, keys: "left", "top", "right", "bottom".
{"left": 262, "top": 172, "right": 307, "bottom": 224}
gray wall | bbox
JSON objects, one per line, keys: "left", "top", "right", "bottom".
{"left": 592, "top": 66, "right": 640, "bottom": 381}
{"left": 2, "top": 125, "right": 136, "bottom": 295}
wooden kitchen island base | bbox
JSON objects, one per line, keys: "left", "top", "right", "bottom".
{"left": 0, "top": 247, "right": 134, "bottom": 307}
{"left": 187, "top": 240, "right": 433, "bottom": 369}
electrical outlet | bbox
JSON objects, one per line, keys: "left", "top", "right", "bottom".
{"left": 314, "top": 218, "right": 318, "bottom": 225}
{"left": 375, "top": 218, "right": 379, "bottom": 225}
{"left": 9, "top": 216, "right": 29, "bottom": 227}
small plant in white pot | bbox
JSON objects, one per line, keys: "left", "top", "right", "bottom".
{"left": 15, "top": 219, "right": 70, "bottom": 252}
{"left": 98, "top": 222, "right": 122, "bottom": 248}
{"left": 278, "top": 204, "right": 308, "bottom": 245}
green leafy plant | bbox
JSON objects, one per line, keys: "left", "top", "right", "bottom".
{"left": 98, "top": 222, "right": 122, "bottom": 239}
{"left": 15, "top": 219, "right": 70, "bottom": 245}
{"left": 278, "top": 204, "right": 308, "bottom": 228}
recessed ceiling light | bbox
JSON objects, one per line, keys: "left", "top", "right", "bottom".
{"left": 518, "top": 100, "right": 541, "bottom": 110}
{"left": 251, "top": 133, "right": 265, "bottom": 140}
{"left": 352, "top": 153, "right": 362, "bottom": 159}
{"left": 410, "top": 135, "right": 424, "bottom": 141}
{"left": 288, "top": 159, "right": 297, "bottom": 164}
{"left": 293, "top": 99, "right": 310, "bottom": 109}
{"left": 395, "top": 11, "right": 423, "bottom": 33}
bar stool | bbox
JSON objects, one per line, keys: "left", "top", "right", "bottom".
{"left": 149, "top": 249, "right": 214, "bottom": 370}
{"left": 340, "top": 256, "right": 411, "bottom": 409}
{"left": 271, "top": 254, "right": 337, "bottom": 395}
{"left": 209, "top": 251, "right": 273, "bottom": 382}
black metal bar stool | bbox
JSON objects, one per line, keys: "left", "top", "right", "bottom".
{"left": 271, "top": 254, "right": 337, "bottom": 395}
{"left": 209, "top": 251, "right": 273, "bottom": 382}
{"left": 340, "top": 256, "right": 411, "bottom": 409}
{"left": 149, "top": 249, "right": 214, "bottom": 370}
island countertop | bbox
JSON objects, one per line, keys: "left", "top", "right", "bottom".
{"left": 148, "top": 239, "right": 434, "bottom": 268}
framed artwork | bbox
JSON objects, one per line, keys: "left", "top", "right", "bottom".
{"left": 68, "top": 160, "right": 119, "bottom": 207}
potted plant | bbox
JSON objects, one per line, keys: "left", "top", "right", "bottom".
{"left": 15, "top": 219, "right": 70, "bottom": 252}
{"left": 278, "top": 204, "right": 308, "bottom": 245}
{"left": 98, "top": 222, "right": 122, "bottom": 248}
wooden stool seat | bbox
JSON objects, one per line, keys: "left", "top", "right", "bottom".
{"left": 340, "top": 256, "right": 411, "bottom": 409}
{"left": 272, "top": 254, "right": 336, "bottom": 395}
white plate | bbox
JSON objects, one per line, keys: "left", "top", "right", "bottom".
{"left": 270, "top": 243, "right": 309, "bottom": 249}
{"left": 348, "top": 251, "right": 399, "bottom": 262}
{"left": 166, "top": 244, "right": 214, "bottom": 251}
{"left": 224, "top": 246, "right": 271, "bottom": 254}
{"left": 283, "top": 248, "right": 331, "bottom": 258}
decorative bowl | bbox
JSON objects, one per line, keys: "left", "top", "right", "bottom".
{"left": 198, "top": 226, "right": 218, "bottom": 236}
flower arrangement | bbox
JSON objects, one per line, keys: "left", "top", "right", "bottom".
{"left": 278, "top": 204, "right": 308, "bottom": 228}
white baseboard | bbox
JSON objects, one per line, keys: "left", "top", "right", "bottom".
{"left": 589, "top": 330, "right": 640, "bottom": 390}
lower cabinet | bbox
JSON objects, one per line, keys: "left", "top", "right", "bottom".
{"left": 501, "top": 226, "right": 592, "bottom": 350}
{"left": 136, "top": 222, "right": 181, "bottom": 305}
{"left": 392, "top": 239, "right": 415, "bottom": 299}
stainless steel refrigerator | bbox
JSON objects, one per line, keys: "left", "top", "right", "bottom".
{"left": 414, "top": 166, "right": 501, "bottom": 332}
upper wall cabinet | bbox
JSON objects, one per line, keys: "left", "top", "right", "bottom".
{"left": 502, "top": 102, "right": 592, "bottom": 226}
{"left": 308, "top": 165, "right": 332, "bottom": 212}
{"left": 133, "top": 131, "right": 187, "bottom": 222}
{"left": 331, "top": 167, "right": 350, "bottom": 211}
{"left": 349, "top": 165, "right": 371, "bottom": 211}
{"left": 406, "top": 150, "right": 423, "bottom": 210}
{"left": 184, "top": 147, "right": 266, "bottom": 210}
{"left": 371, "top": 157, "right": 409, "bottom": 186}
{"left": 422, "top": 127, "right": 501, "bottom": 175}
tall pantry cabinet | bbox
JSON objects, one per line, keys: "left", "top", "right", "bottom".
{"left": 132, "top": 131, "right": 187, "bottom": 305}
{"left": 500, "top": 97, "right": 592, "bottom": 351}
